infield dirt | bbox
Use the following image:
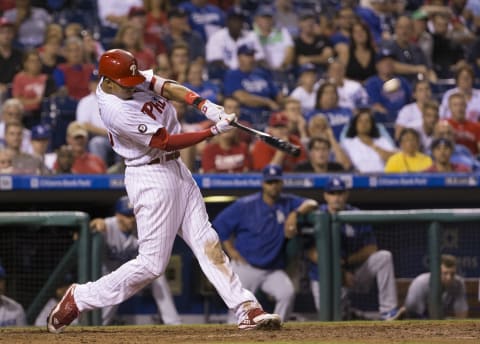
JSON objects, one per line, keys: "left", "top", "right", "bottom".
{"left": 0, "top": 321, "right": 479, "bottom": 344}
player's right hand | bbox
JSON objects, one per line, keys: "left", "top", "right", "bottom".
{"left": 90, "top": 218, "right": 107, "bottom": 233}
{"left": 210, "top": 117, "right": 235, "bottom": 135}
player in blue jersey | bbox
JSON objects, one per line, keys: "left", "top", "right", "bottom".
{"left": 213, "top": 164, "right": 318, "bottom": 322}
{"left": 307, "top": 177, "right": 404, "bottom": 321}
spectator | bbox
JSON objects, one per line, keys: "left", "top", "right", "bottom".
{"left": 79, "top": 29, "right": 105, "bottom": 65}
{"left": 97, "top": 0, "right": 143, "bottom": 32}
{"left": 29, "top": 123, "right": 55, "bottom": 171}
{"left": 4, "top": 121, "right": 48, "bottom": 175}
{"left": 384, "top": 128, "right": 432, "bottom": 173}
{"left": 223, "top": 44, "right": 283, "bottom": 128}
{"left": 424, "top": 138, "right": 471, "bottom": 172}
{"left": 430, "top": 13, "right": 466, "bottom": 79}
{"left": 439, "top": 65, "right": 480, "bottom": 122}
{"left": 282, "top": 97, "right": 308, "bottom": 142}
{"left": 404, "top": 254, "right": 468, "bottom": 319}
{"left": 0, "top": 149, "right": 13, "bottom": 173}
{"left": 330, "top": 6, "right": 356, "bottom": 47}
{"left": 341, "top": 109, "right": 396, "bottom": 173}
{"left": 294, "top": 12, "right": 334, "bottom": 74}
{"left": 379, "top": 16, "right": 436, "bottom": 82}
{"left": 289, "top": 63, "right": 320, "bottom": 114}
{"left": 273, "top": 0, "right": 300, "bottom": 37}
{"left": 411, "top": 9, "right": 433, "bottom": 68}
{"left": 306, "top": 114, "right": 352, "bottom": 171}
{"left": 213, "top": 164, "right": 318, "bottom": 322}
{"left": 413, "top": 100, "right": 440, "bottom": 152}
{"left": 89, "top": 196, "right": 181, "bottom": 325}
{"left": 394, "top": 80, "right": 432, "bottom": 141}
{"left": 294, "top": 137, "right": 347, "bottom": 173}
{"left": 0, "top": 98, "right": 31, "bottom": 153}
{"left": 168, "top": 42, "right": 192, "bottom": 84}
{"left": 307, "top": 176, "right": 404, "bottom": 321}
{"left": 445, "top": 93, "right": 480, "bottom": 155}
{"left": 3, "top": 0, "right": 51, "bottom": 49}
{"left": 38, "top": 33, "right": 66, "bottom": 75}
{"left": 53, "top": 37, "right": 95, "bottom": 101}
{"left": 306, "top": 82, "right": 354, "bottom": 141}
{"left": 201, "top": 127, "right": 251, "bottom": 173}
{"left": 252, "top": 112, "right": 307, "bottom": 171}
{"left": 432, "top": 120, "right": 480, "bottom": 171}
{"left": 0, "top": 18, "right": 22, "bottom": 104}
{"left": 326, "top": 59, "right": 369, "bottom": 112}
{"left": 111, "top": 23, "right": 156, "bottom": 70}
{"left": 0, "top": 264, "right": 26, "bottom": 326}
{"left": 143, "top": 0, "right": 169, "bottom": 37}
{"left": 179, "top": 0, "right": 225, "bottom": 43}
{"left": 364, "top": 49, "right": 412, "bottom": 132}
{"left": 128, "top": 6, "right": 166, "bottom": 56}
{"left": 53, "top": 144, "right": 74, "bottom": 174}
{"left": 12, "top": 50, "right": 56, "bottom": 128}
{"left": 253, "top": 6, "right": 295, "bottom": 79}
{"left": 76, "top": 71, "right": 116, "bottom": 167}
{"left": 336, "top": 21, "right": 377, "bottom": 83}
{"left": 162, "top": 8, "right": 205, "bottom": 65}
{"left": 57, "top": 121, "right": 107, "bottom": 174}
{"left": 206, "top": 8, "right": 264, "bottom": 77}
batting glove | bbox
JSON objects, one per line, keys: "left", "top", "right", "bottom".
{"left": 211, "top": 118, "right": 234, "bottom": 136}
{"left": 201, "top": 100, "right": 228, "bottom": 122}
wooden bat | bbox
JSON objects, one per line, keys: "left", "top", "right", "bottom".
{"left": 231, "top": 121, "right": 301, "bottom": 157}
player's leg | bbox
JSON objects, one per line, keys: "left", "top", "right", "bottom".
{"left": 260, "top": 270, "right": 295, "bottom": 322}
{"left": 177, "top": 173, "right": 280, "bottom": 329}
{"left": 48, "top": 166, "right": 181, "bottom": 333}
{"left": 151, "top": 275, "right": 182, "bottom": 325}
{"left": 354, "top": 250, "right": 400, "bottom": 317}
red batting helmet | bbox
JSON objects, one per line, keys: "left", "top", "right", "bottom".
{"left": 98, "top": 49, "right": 146, "bottom": 87}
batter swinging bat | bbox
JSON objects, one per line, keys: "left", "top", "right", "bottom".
{"left": 231, "top": 121, "right": 301, "bottom": 157}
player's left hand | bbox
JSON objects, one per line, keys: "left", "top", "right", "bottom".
{"left": 210, "top": 118, "right": 234, "bottom": 135}
{"left": 201, "top": 100, "right": 233, "bottom": 122}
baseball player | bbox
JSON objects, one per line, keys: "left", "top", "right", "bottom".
{"left": 213, "top": 165, "right": 318, "bottom": 322}
{"left": 47, "top": 49, "right": 281, "bottom": 333}
{"left": 0, "top": 264, "right": 26, "bottom": 327}
{"left": 307, "top": 177, "right": 404, "bottom": 321}
{"left": 404, "top": 254, "right": 468, "bottom": 319}
{"left": 90, "top": 196, "right": 181, "bottom": 325}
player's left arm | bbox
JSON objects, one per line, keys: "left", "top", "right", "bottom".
{"left": 284, "top": 198, "right": 318, "bottom": 239}
{"left": 147, "top": 75, "right": 235, "bottom": 123}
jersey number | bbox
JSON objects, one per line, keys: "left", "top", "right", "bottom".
{"left": 141, "top": 99, "right": 167, "bottom": 120}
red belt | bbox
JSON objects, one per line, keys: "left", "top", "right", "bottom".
{"left": 147, "top": 151, "right": 180, "bottom": 165}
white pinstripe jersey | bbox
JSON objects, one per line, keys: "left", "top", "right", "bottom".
{"left": 96, "top": 70, "right": 182, "bottom": 166}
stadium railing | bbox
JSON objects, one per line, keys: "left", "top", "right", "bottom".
{"left": 308, "top": 209, "right": 480, "bottom": 321}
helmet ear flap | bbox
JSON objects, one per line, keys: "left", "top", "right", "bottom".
{"left": 98, "top": 49, "right": 145, "bottom": 87}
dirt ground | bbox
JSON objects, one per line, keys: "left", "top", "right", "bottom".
{"left": 0, "top": 321, "right": 479, "bottom": 344}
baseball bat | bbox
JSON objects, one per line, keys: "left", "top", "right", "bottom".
{"left": 231, "top": 121, "right": 301, "bottom": 157}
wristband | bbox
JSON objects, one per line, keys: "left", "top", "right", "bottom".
{"left": 185, "top": 91, "right": 206, "bottom": 109}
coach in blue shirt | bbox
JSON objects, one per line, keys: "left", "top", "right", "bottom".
{"left": 307, "top": 177, "right": 404, "bottom": 321}
{"left": 213, "top": 164, "right": 318, "bottom": 322}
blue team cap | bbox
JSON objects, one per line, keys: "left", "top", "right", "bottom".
{"left": 115, "top": 196, "right": 134, "bottom": 217}
{"left": 31, "top": 124, "right": 52, "bottom": 140}
{"left": 262, "top": 164, "right": 283, "bottom": 182}
{"left": 255, "top": 6, "right": 274, "bottom": 17}
{"left": 0, "top": 264, "right": 6, "bottom": 279}
{"left": 375, "top": 49, "right": 395, "bottom": 63}
{"left": 237, "top": 44, "right": 256, "bottom": 56}
{"left": 324, "top": 177, "right": 348, "bottom": 193}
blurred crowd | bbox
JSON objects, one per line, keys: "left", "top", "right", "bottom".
{"left": 1, "top": 0, "right": 480, "bottom": 175}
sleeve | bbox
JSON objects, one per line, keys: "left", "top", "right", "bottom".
{"left": 384, "top": 154, "right": 399, "bottom": 173}
{"left": 286, "top": 194, "right": 308, "bottom": 212}
{"left": 212, "top": 202, "right": 242, "bottom": 241}
{"left": 395, "top": 105, "right": 410, "bottom": 126}
{"left": 360, "top": 225, "right": 377, "bottom": 246}
{"left": 376, "top": 137, "right": 396, "bottom": 151}
{"left": 250, "top": 32, "right": 266, "bottom": 61}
